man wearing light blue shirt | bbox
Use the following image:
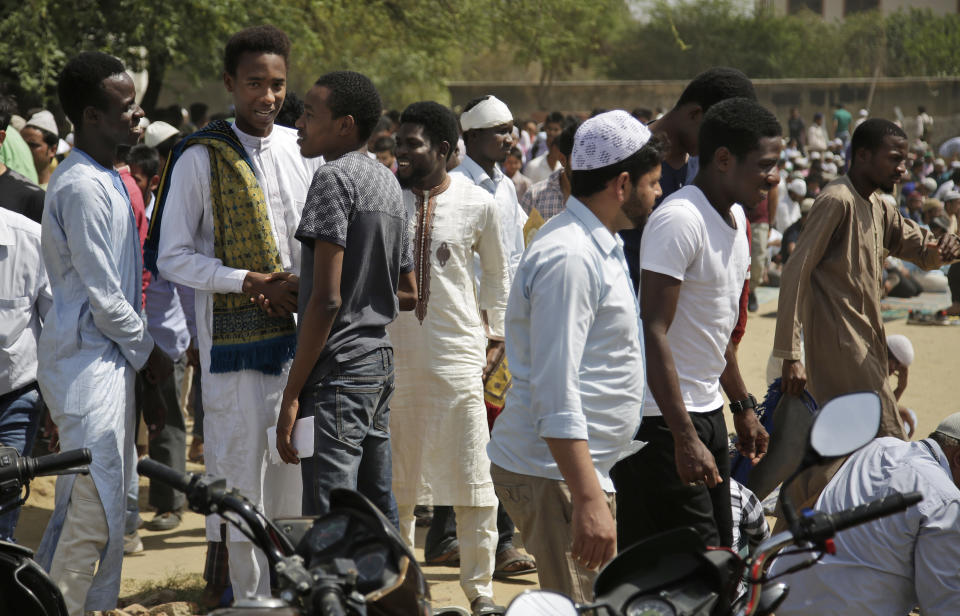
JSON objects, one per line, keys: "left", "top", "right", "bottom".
{"left": 488, "top": 110, "right": 664, "bottom": 603}
{"left": 770, "top": 412, "right": 960, "bottom": 616}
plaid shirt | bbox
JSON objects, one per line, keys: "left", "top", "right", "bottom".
{"left": 731, "top": 479, "right": 770, "bottom": 556}
{"left": 520, "top": 168, "right": 566, "bottom": 221}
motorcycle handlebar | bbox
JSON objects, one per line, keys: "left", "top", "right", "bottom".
{"left": 137, "top": 457, "right": 192, "bottom": 494}
{"left": 828, "top": 490, "right": 923, "bottom": 534}
{"left": 0, "top": 448, "right": 91, "bottom": 484}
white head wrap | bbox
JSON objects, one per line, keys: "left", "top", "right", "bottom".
{"left": 460, "top": 96, "right": 513, "bottom": 132}
{"left": 886, "top": 334, "right": 914, "bottom": 367}
{"left": 570, "top": 110, "right": 652, "bottom": 171}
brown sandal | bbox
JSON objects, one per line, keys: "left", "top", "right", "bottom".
{"left": 493, "top": 547, "right": 536, "bottom": 579}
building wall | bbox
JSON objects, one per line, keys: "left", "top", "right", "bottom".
{"left": 767, "top": 0, "right": 957, "bottom": 18}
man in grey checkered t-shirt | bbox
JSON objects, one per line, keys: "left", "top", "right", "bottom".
{"left": 273, "top": 70, "right": 416, "bottom": 527}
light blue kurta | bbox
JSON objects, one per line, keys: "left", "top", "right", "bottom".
{"left": 34, "top": 148, "right": 154, "bottom": 611}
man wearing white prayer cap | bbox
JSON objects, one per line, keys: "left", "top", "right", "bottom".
{"left": 22, "top": 110, "right": 60, "bottom": 189}
{"left": 886, "top": 334, "right": 918, "bottom": 437}
{"left": 775, "top": 176, "right": 806, "bottom": 233}
{"left": 488, "top": 110, "right": 664, "bottom": 601}
{"left": 613, "top": 98, "right": 774, "bottom": 551}
{"left": 447, "top": 95, "right": 535, "bottom": 581}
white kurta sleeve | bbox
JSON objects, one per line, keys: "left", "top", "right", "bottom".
{"left": 58, "top": 179, "right": 154, "bottom": 370}
{"left": 157, "top": 146, "right": 248, "bottom": 293}
{"left": 476, "top": 195, "right": 510, "bottom": 339}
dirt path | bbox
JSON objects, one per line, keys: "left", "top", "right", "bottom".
{"left": 14, "top": 291, "right": 957, "bottom": 611}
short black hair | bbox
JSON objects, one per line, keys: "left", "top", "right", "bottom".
{"left": 372, "top": 135, "right": 396, "bottom": 154}
{"left": 462, "top": 95, "right": 490, "bottom": 114}
{"left": 545, "top": 111, "right": 564, "bottom": 126}
{"left": 507, "top": 147, "right": 523, "bottom": 161}
{"left": 675, "top": 67, "right": 756, "bottom": 113}
{"left": 0, "top": 94, "right": 16, "bottom": 130}
{"left": 275, "top": 91, "right": 303, "bottom": 129}
{"left": 127, "top": 143, "right": 161, "bottom": 179}
{"left": 314, "top": 70, "right": 382, "bottom": 143}
{"left": 850, "top": 119, "right": 907, "bottom": 161}
{"left": 224, "top": 25, "right": 291, "bottom": 76}
{"left": 189, "top": 102, "right": 208, "bottom": 124}
{"left": 571, "top": 135, "right": 665, "bottom": 199}
{"left": 58, "top": 51, "right": 126, "bottom": 128}
{"left": 698, "top": 97, "right": 781, "bottom": 167}
{"left": 400, "top": 101, "right": 459, "bottom": 160}
{"left": 555, "top": 121, "right": 579, "bottom": 159}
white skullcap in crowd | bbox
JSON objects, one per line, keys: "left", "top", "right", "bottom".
{"left": 800, "top": 197, "right": 815, "bottom": 214}
{"left": 26, "top": 110, "right": 59, "bottom": 136}
{"left": 570, "top": 110, "right": 651, "bottom": 171}
{"left": 886, "top": 334, "right": 914, "bottom": 367}
{"left": 459, "top": 96, "right": 513, "bottom": 132}
{"left": 9, "top": 114, "right": 26, "bottom": 131}
{"left": 921, "top": 177, "right": 938, "bottom": 193}
{"left": 943, "top": 190, "right": 960, "bottom": 202}
{"left": 144, "top": 121, "right": 179, "bottom": 148}
{"left": 934, "top": 412, "right": 960, "bottom": 441}
{"left": 859, "top": 108, "right": 868, "bottom": 117}
{"left": 788, "top": 178, "right": 806, "bottom": 196}
{"left": 809, "top": 150, "right": 821, "bottom": 160}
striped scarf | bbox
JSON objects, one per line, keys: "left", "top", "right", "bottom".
{"left": 143, "top": 121, "right": 296, "bottom": 374}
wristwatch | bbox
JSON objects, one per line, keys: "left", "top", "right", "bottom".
{"left": 730, "top": 393, "right": 757, "bottom": 415}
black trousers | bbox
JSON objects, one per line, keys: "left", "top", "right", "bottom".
{"left": 611, "top": 408, "right": 732, "bottom": 550}
{"left": 146, "top": 357, "right": 187, "bottom": 512}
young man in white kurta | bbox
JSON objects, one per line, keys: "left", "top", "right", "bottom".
{"left": 158, "top": 118, "right": 318, "bottom": 597}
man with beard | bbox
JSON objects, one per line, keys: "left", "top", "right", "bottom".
{"left": 389, "top": 101, "right": 509, "bottom": 614}
{"left": 775, "top": 119, "right": 960, "bottom": 510}
{"left": 34, "top": 51, "right": 172, "bottom": 614}
{"left": 487, "top": 111, "right": 662, "bottom": 602}
{"left": 612, "top": 98, "right": 774, "bottom": 550}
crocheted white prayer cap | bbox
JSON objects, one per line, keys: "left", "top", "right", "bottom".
{"left": 571, "top": 110, "right": 652, "bottom": 171}
{"left": 460, "top": 96, "right": 513, "bottom": 132}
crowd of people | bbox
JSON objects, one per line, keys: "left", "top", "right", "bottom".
{"left": 2, "top": 23, "right": 960, "bottom": 616}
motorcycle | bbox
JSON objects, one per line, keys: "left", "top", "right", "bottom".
{"left": 502, "top": 391, "right": 924, "bottom": 616}
{"left": 0, "top": 446, "right": 93, "bottom": 616}
{"left": 136, "top": 457, "right": 475, "bottom": 616}
{"left": 0, "top": 445, "right": 470, "bottom": 616}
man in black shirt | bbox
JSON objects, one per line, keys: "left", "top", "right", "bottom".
{"left": 0, "top": 96, "right": 45, "bottom": 223}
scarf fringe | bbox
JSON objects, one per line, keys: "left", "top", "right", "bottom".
{"left": 209, "top": 334, "right": 297, "bottom": 375}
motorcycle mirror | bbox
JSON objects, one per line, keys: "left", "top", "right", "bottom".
{"left": 505, "top": 590, "right": 578, "bottom": 616}
{"left": 808, "top": 391, "right": 881, "bottom": 459}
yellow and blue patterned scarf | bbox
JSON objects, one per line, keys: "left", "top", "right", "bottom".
{"left": 144, "top": 120, "right": 296, "bottom": 374}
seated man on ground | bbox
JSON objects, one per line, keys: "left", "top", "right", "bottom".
{"left": 769, "top": 412, "right": 960, "bottom": 616}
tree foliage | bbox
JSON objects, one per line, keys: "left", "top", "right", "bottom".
{"left": 1, "top": 0, "right": 957, "bottom": 117}
{"left": 608, "top": 2, "right": 960, "bottom": 81}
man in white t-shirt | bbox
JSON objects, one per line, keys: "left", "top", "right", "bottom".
{"left": 611, "top": 98, "right": 776, "bottom": 549}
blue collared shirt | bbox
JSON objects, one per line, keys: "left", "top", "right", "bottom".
{"left": 487, "top": 197, "right": 645, "bottom": 491}
{"left": 451, "top": 155, "right": 527, "bottom": 278}
{"left": 771, "top": 437, "right": 960, "bottom": 616}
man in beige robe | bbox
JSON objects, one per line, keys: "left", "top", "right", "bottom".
{"left": 774, "top": 119, "right": 960, "bottom": 510}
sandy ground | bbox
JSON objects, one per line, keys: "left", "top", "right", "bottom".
{"left": 13, "top": 290, "right": 957, "bottom": 612}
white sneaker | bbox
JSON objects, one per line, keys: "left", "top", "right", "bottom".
{"left": 124, "top": 531, "right": 144, "bottom": 554}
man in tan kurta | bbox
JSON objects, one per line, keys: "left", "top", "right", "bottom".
{"left": 773, "top": 119, "right": 960, "bottom": 510}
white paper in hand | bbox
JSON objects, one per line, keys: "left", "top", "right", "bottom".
{"left": 266, "top": 416, "right": 315, "bottom": 464}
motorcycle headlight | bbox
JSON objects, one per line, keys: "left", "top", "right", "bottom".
{"left": 625, "top": 595, "right": 678, "bottom": 616}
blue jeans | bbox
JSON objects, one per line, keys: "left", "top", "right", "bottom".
{"left": 0, "top": 384, "right": 42, "bottom": 542}
{"left": 300, "top": 347, "right": 398, "bottom": 528}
